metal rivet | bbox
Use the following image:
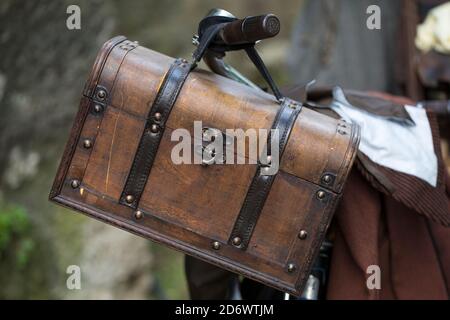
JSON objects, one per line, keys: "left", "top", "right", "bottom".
{"left": 287, "top": 263, "right": 296, "bottom": 273}
{"left": 154, "top": 112, "right": 162, "bottom": 121}
{"left": 97, "top": 89, "right": 106, "bottom": 100}
{"left": 322, "top": 174, "right": 332, "bottom": 184}
{"left": 150, "top": 124, "right": 159, "bottom": 133}
{"left": 94, "top": 104, "right": 103, "bottom": 113}
{"left": 261, "top": 167, "right": 271, "bottom": 175}
{"left": 212, "top": 241, "right": 221, "bottom": 250}
{"left": 316, "top": 190, "right": 326, "bottom": 200}
{"left": 71, "top": 179, "right": 80, "bottom": 189}
{"left": 135, "top": 210, "right": 143, "bottom": 220}
{"left": 266, "top": 155, "right": 272, "bottom": 165}
{"left": 298, "top": 230, "right": 308, "bottom": 240}
{"left": 125, "top": 195, "right": 135, "bottom": 203}
{"left": 232, "top": 237, "right": 242, "bottom": 246}
{"left": 83, "top": 139, "right": 92, "bottom": 149}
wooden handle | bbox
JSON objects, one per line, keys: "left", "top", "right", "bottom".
{"left": 221, "top": 14, "right": 280, "bottom": 45}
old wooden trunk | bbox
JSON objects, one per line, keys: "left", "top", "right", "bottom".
{"left": 49, "top": 36, "right": 360, "bottom": 296}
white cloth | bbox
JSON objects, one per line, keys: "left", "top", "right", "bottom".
{"left": 331, "top": 87, "right": 438, "bottom": 187}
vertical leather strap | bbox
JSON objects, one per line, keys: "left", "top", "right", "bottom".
{"left": 120, "top": 58, "right": 192, "bottom": 209}
{"left": 229, "top": 98, "right": 303, "bottom": 250}
{"left": 245, "top": 47, "right": 283, "bottom": 101}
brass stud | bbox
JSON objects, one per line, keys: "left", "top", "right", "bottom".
{"left": 125, "top": 195, "right": 135, "bottom": 204}
{"left": 232, "top": 237, "right": 242, "bottom": 246}
{"left": 212, "top": 241, "right": 221, "bottom": 250}
{"left": 71, "top": 179, "right": 80, "bottom": 189}
{"left": 322, "top": 174, "right": 332, "bottom": 184}
{"left": 134, "top": 210, "right": 143, "bottom": 220}
{"left": 96, "top": 89, "right": 106, "bottom": 101}
{"left": 316, "top": 190, "right": 326, "bottom": 200}
{"left": 287, "top": 263, "right": 296, "bottom": 273}
{"left": 93, "top": 104, "right": 103, "bottom": 113}
{"left": 83, "top": 139, "right": 92, "bottom": 149}
{"left": 150, "top": 124, "right": 159, "bottom": 133}
{"left": 154, "top": 112, "right": 162, "bottom": 121}
{"left": 298, "top": 230, "right": 308, "bottom": 240}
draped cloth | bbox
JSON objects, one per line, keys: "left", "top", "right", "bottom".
{"left": 327, "top": 109, "right": 450, "bottom": 300}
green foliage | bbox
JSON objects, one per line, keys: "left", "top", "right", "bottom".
{"left": 151, "top": 244, "right": 189, "bottom": 299}
{"left": 0, "top": 201, "right": 34, "bottom": 268}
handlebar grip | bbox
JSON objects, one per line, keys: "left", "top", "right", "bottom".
{"left": 220, "top": 14, "right": 280, "bottom": 45}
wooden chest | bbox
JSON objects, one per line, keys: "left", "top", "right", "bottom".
{"left": 49, "top": 36, "right": 360, "bottom": 296}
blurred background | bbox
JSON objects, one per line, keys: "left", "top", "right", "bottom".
{"left": 0, "top": 0, "right": 448, "bottom": 299}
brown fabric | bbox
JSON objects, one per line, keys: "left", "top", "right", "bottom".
{"left": 327, "top": 167, "right": 450, "bottom": 299}
{"left": 364, "top": 91, "right": 416, "bottom": 106}
{"left": 282, "top": 86, "right": 414, "bottom": 124}
{"left": 345, "top": 90, "right": 414, "bottom": 124}
{"left": 327, "top": 109, "right": 450, "bottom": 299}
{"left": 356, "top": 111, "right": 450, "bottom": 226}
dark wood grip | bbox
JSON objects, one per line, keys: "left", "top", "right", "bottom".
{"left": 221, "top": 14, "right": 280, "bottom": 45}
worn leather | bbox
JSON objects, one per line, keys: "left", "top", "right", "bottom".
{"left": 229, "top": 98, "right": 303, "bottom": 250}
{"left": 120, "top": 58, "right": 192, "bottom": 208}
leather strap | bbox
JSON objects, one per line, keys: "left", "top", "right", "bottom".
{"left": 192, "top": 21, "right": 231, "bottom": 64}
{"left": 229, "top": 98, "right": 302, "bottom": 250}
{"left": 120, "top": 58, "right": 192, "bottom": 208}
{"left": 193, "top": 15, "right": 283, "bottom": 101}
{"left": 245, "top": 46, "right": 282, "bottom": 101}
